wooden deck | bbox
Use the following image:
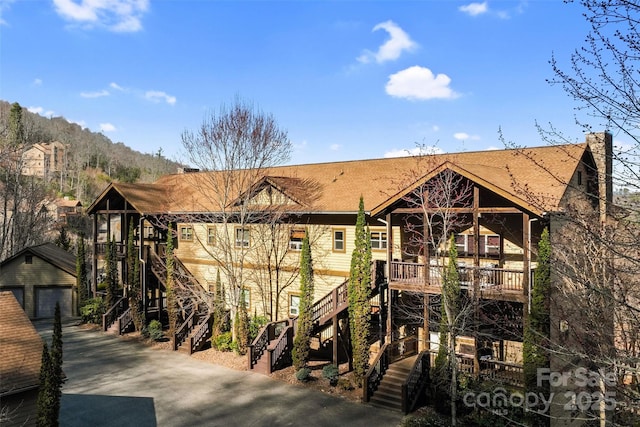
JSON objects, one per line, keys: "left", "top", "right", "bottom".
{"left": 389, "top": 261, "right": 527, "bottom": 303}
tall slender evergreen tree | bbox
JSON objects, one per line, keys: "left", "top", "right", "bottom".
{"left": 292, "top": 231, "right": 314, "bottom": 369}
{"left": 234, "top": 289, "right": 250, "bottom": 355}
{"left": 212, "top": 270, "right": 226, "bottom": 337}
{"left": 75, "top": 233, "right": 88, "bottom": 311}
{"left": 50, "top": 303, "right": 63, "bottom": 424}
{"left": 523, "top": 227, "right": 551, "bottom": 426}
{"left": 127, "top": 222, "right": 144, "bottom": 331}
{"left": 348, "top": 196, "right": 371, "bottom": 386}
{"left": 37, "top": 305, "right": 63, "bottom": 427}
{"left": 165, "top": 224, "right": 178, "bottom": 337}
{"left": 104, "top": 234, "right": 119, "bottom": 308}
{"left": 36, "top": 343, "right": 55, "bottom": 427}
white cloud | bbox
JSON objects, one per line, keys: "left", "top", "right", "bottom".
{"left": 27, "top": 106, "right": 55, "bottom": 117}
{"left": 453, "top": 132, "right": 480, "bottom": 141}
{"left": 384, "top": 146, "right": 444, "bottom": 158}
{"left": 52, "top": 0, "right": 149, "bottom": 33}
{"left": 330, "top": 143, "right": 342, "bottom": 151}
{"left": 80, "top": 89, "right": 109, "bottom": 98}
{"left": 32, "top": 78, "right": 43, "bottom": 86}
{"left": 110, "top": 82, "right": 124, "bottom": 91}
{"left": 459, "top": 2, "right": 489, "bottom": 16}
{"left": 385, "top": 66, "right": 459, "bottom": 100}
{"left": 358, "top": 20, "right": 417, "bottom": 64}
{"left": 100, "top": 123, "right": 116, "bottom": 132}
{"left": 0, "top": 0, "right": 17, "bottom": 26}
{"left": 145, "top": 90, "right": 176, "bottom": 105}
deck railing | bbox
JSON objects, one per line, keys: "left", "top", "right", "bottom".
{"left": 102, "top": 296, "right": 128, "bottom": 331}
{"left": 390, "top": 261, "right": 525, "bottom": 292}
{"left": 95, "top": 242, "right": 128, "bottom": 258}
{"left": 479, "top": 359, "right": 524, "bottom": 388}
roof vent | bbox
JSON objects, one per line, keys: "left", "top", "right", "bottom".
{"left": 178, "top": 167, "right": 200, "bottom": 174}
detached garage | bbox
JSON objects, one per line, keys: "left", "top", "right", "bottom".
{"left": 0, "top": 243, "right": 77, "bottom": 319}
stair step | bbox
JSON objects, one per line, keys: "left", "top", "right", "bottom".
{"left": 369, "top": 396, "right": 402, "bottom": 411}
{"left": 372, "top": 387, "right": 402, "bottom": 402}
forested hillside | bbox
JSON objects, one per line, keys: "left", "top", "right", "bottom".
{"left": 0, "top": 100, "right": 184, "bottom": 204}
{"left": 0, "top": 101, "right": 184, "bottom": 260}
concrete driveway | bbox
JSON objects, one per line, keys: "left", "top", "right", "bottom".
{"left": 35, "top": 320, "right": 403, "bottom": 427}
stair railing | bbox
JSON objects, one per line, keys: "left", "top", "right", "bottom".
{"left": 102, "top": 296, "right": 128, "bottom": 331}
{"left": 188, "top": 314, "right": 211, "bottom": 354}
{"left": 267, "top": 323, "right": 294, "bottom": 373}
{"left": 364, "top": 342, "right": 390, "bottom": 402}
{"left": 248, "top": 320, "right": 289, "bottom": 369}
{"left": 402, "top": 350, "right": 430, "bottom": 414}
{"left": 117, "top": 307, "right": 133, "bottom": 335}
{"left": 174, "top": 310, "right": 197, "bottom": 351}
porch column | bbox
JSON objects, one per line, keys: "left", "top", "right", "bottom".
{"left": 386, "top": 212, "right": 393, "bottom": 343}
{"left": 333, "top": 315, "right": 338, "bottom": 365}
{"left": 423, "top": 212, "right": 429, "bottom": 349}
{"left": 472, "top": 186, "right": 480, "bottom": 374}
{"left": 92, "top": 213, "right": 98, "bottom": 297}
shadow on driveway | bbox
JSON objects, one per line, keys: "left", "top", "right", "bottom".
{"left": 35, "top": 320, "right": 403, "bottom": 427}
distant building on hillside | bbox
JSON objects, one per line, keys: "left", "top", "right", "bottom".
{"left": 22, "top": 141, "right": 66, "bottom": 179}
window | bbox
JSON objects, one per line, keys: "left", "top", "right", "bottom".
{"left": 25, "top": 255, "right": 33, "bottom": 264}
{"left": 180, "top": 226, "right": 193, "bottom": 241}
{"left": 289, "top": 229, "right": 306, "bottom": 251}
{"left": 207, "top": 226, "right": 216, "bottom": 246}
{"left": 370, "top": 231, "right": 387, "bottom": 250}
{"left": 332, "top": 228, "right": 346, "bottom": 252}
{"left": 235, "top": 227, "right": 250, "bottom": 248}
{"left": 289, "top": 294, "right": 300, "bottom": 317}
{"left": 455, "top": 234, "right": 500, "bottom": 257}
{"left": 577, "top": 171, "right": 583, "bottom": 186}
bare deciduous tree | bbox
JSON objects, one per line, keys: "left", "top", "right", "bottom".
{"left": 177, "top": 98, "right": 292, "bottom": 341}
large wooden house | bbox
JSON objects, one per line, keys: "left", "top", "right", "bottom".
{"left": 86, "top": 132, "right": 613, "bottom": 414}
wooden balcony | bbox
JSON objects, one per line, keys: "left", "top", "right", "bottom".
{"left": 389, "top": 261, "right": 527, "bottom": 302}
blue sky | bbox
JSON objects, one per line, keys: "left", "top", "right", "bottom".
{"left": 1, "top": 0, "right": 594, "bottom": 165}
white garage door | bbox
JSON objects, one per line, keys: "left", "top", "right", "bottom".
{"left": 36, "top": 287, "right": 72, "bottom": 318}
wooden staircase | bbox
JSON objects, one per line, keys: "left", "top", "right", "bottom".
{"left": 148, "top": 248, "right": 213, "bottom": 354}
{"left": 369, "top": 356, "right": 417, "bottom": 411}
{"left": 248, "top": 260, "right": 386, "bottom": 374}
{"left": 364, "top": 343, "right": 430, "bottom": 414}
{"left": 103, "top": 296, "right": 134, "bottom": 335}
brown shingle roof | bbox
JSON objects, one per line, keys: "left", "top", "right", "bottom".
{"left": 0, "top": 292, "right": 44, "bottom": 396}
{"left": 88, "top": 143, "right": 588, "bottom": 217}
{"left": 1, "top": 243, "right": 76, "bottom": 276}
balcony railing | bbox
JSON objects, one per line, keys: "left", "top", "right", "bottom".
{"left": 390, "top": 261, "right": 525, "bottom": 293}
{"left": 95, "top": 242, "right": 129, "bottom": 258}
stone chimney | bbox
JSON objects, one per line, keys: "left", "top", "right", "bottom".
{"left": 585, "top": 132, "right": 613, "bottom": 222}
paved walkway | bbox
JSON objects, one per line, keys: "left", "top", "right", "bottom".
{"left": 35, "top": 320, "right": 403, "bottom": 427}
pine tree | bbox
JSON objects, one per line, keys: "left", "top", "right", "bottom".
{"left": 75, "top": 233, "right": 88, "bottom": 311}
{"left": 165, "top": 224, "right": 178, "bottom": 338}
{"left": 54, "top": 226, "right": 71, "bottom": 252}
{"left": 348, "top": 196, "right": 371, "bottom": 386}
{"left": 292, "top": 231, "right": 314, "bottom": 369}
{"left": 523, "top": 227, "right": 551, "bottom": 426}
